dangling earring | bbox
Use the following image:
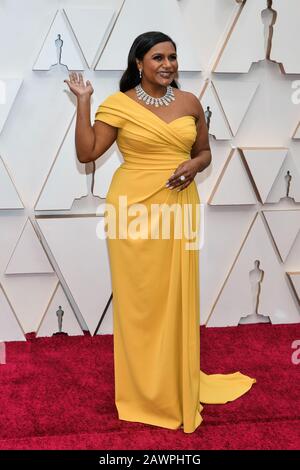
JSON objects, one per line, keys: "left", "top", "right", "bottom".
{"left": 139, "top": 69, "right": 142, "bottom": 79}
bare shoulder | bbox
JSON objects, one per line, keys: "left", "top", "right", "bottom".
{"left": 183, "top": 90, "right": 203, "bottom": 118}
{"left": 173, "top": 88, "right": 203, "bottom": 120}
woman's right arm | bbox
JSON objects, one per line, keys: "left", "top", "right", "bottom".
{"left": 64, "top": 72, "right": 117, "bottom": 164}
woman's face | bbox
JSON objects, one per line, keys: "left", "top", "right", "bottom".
{"left": 137, "top": 41, "right": 178, "bottom": 86}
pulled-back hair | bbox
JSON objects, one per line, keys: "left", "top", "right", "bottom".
{"left": 119, "top": 31, "right": 179, "bottom": 92}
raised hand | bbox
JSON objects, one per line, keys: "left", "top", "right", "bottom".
{"left": 64, "top": 71, "right": 94, "bottom": 98}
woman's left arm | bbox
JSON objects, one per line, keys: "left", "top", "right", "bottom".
{"left": 190, "top": 96, "right": 212, "bottom": 172}
{"left": 166, "top": 94, "right": 212, "bottom": 191}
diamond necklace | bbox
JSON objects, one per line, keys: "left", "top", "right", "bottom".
{"left": 135, "top": 83, "right": 175, "bottom": 107}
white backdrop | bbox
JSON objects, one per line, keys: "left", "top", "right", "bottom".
{"left": 0, "top": 0, "right": 299, "bottom": 341}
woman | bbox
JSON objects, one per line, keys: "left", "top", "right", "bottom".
{"left": 64, "top": 31, "right": 256, "bottom": 433}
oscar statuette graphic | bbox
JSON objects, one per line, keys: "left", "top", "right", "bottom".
{"left": 53, "top": 305, "right": 68, "bottom": 336}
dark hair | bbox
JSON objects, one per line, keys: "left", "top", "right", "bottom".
{"left": 119, "top": 31, "right": 179, "bottom": 92}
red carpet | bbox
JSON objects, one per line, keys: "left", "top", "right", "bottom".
{"left": 0, "top": 323, "right": 299, "bottom": 450}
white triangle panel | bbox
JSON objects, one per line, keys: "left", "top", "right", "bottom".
{"left": 208, "top": 149, "right": 257, "bottom": 205}
{"left": 35, "top": 112, "right": 88, "bottom": 211}
{"left": 200, "top": 205, "right": 256, "bottom": 326}
{"left": 207, "top": 213, "right": 300, "bottom": 326}
{"left": 35, "top": 95, "right": 105, "bottom": 210}
{"left": 36, "top": 216, "right": 112, "bottom": 334}
{"left": 0, "top": 284, "right": 25, "bottom": 342}
{"left": 263, "top": 210, "right": 300, "bottom": 262}
{"left": 0, "top": 216, "right": 27, "bottom": 273}
{"left": 0, "top": 156, "right": 23, "bottom": 209}
{"left": 5, "top": 218, "right": 54, "bottom": 275}
{"left": 195, "top": 140, "right": 232, "bottom": 203}
{"left": 213, "top": 79, "right": 259, "bottom": 135}
{"left": 214, "top": 0, "right": 266, "bottom": 73}
{"left": 96, "top": 0, "right": 201, "bottom": 71}
{"left": 33, "top": 9, "right": 85, "bottom": 71}
{"left": 266, "top": 153, "right": 300, "bottom": 203}
{"left": 242, "top": 148, "right": 288, "bottom": 203}
{"left": 200, "top": 83, "right": 231, "bottom": 139}
{"left": 2, "top": 274, "right": 58, "bottom": 334}
{"left": 271, "top": 0, "right": 300, "bottom": 73}
{"left": 64, "top": 7, "right": 115, "bottom": 69}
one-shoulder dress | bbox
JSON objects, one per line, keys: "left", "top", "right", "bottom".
{"left": 94, "top": 91, "right": 256, "bottom": 433}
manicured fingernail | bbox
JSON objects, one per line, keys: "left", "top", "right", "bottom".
{"left": 165, "top": 183, "right": 170, "bottom": 187}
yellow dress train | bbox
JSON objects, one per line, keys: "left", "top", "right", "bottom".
{"left": 94, "top": 91, "right": 256, "bottom": 433}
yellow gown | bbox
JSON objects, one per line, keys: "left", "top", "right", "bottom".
{"left": 94, "top": 91, "right": 256, "bottom": 433}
